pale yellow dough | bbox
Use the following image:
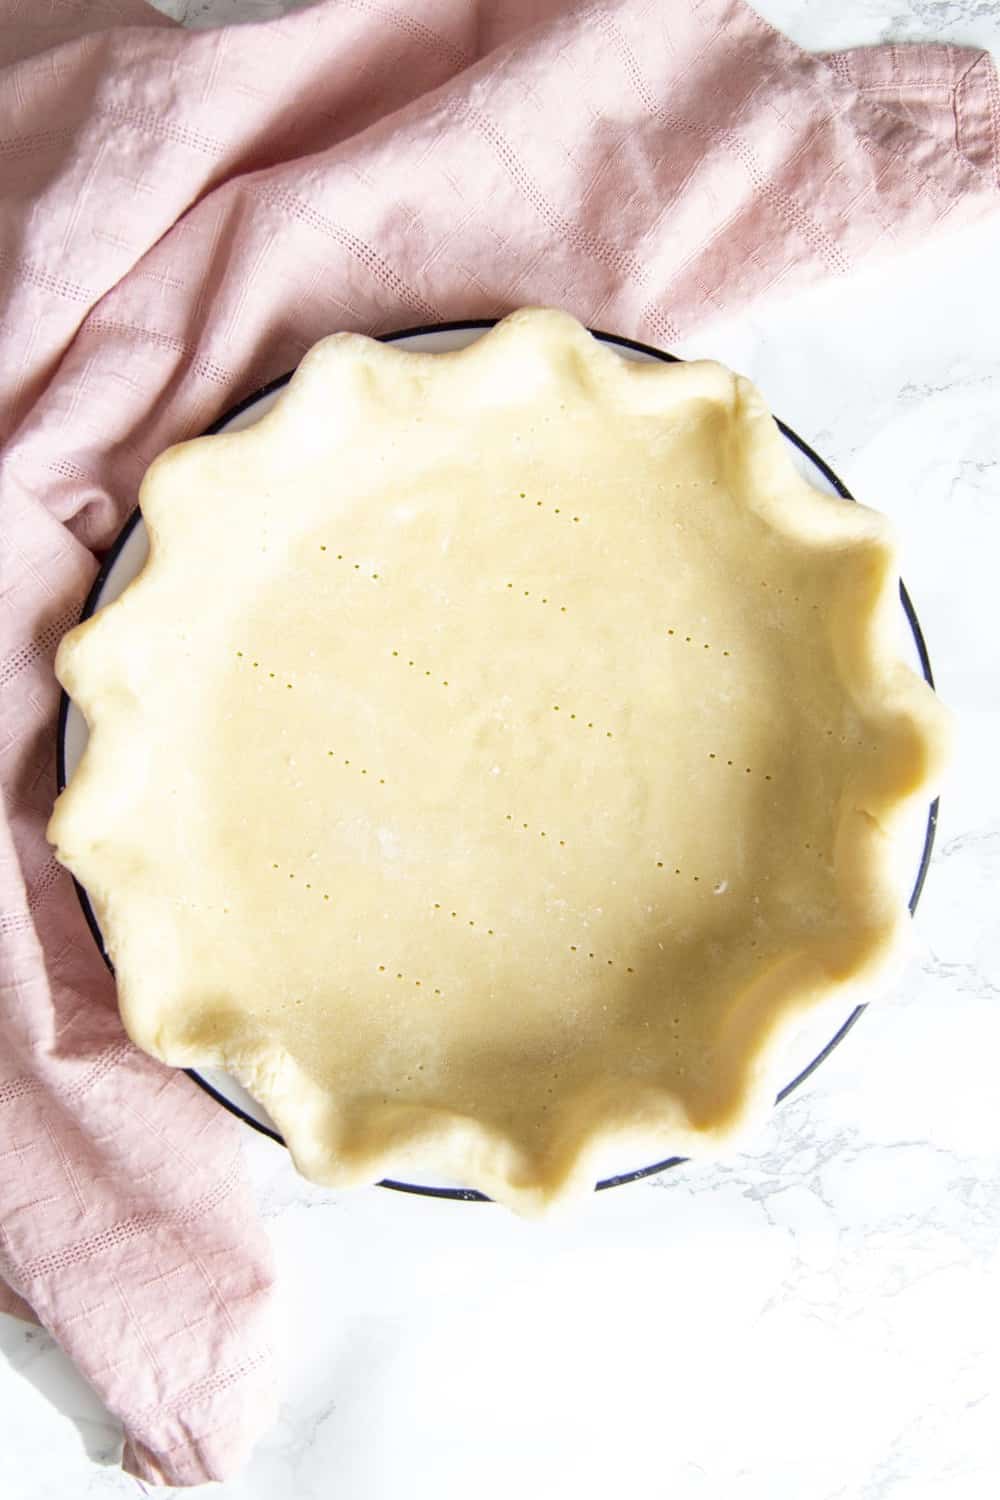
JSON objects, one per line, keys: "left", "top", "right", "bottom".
{"left": 49, "top": 309, "right": 949, "bottom": 1212}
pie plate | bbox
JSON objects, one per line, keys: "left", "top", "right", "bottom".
{"left": 57, "top": 322, "right": 938, "bottom": 1201}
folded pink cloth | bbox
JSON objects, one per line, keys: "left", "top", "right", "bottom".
{"left": 1, "top": 0, "right": 997, "bottom": 1485}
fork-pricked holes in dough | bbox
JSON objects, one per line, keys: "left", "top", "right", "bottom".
{"left": 234, "top": 651, "right": 295, "bottom": 690}
{"left": 388, "top": 648, "right": 452, "bottom": 689}
{"left": 566, "top": 943, "right": 637, "bottom": 975}
{"left": 652, "top": 859, "right": 705, "bottom": 885}
{"left": 549, "top": 703, "right": 617, "bottom": 738}
{"left": 324, "top": 748, "right": 386, "bottom": 785}
{"left": 388, "top": 649, "right": 617, "bottom": 741}
{"left": 503, "top": 813, "right": 568, "bottom": 848}
{"left": 269, "top": 860, "right": 332, "bottom": 902}
{"left": 502, "top": 580, "right": 569, "bottom": 613}
{"left": 270, "top": 863, "right": 444, "bottom": 993}
{"left": 704, "top": 751, "right": 774, "bottom": 783}
{"left": 757, "top": 580, "right": 819, "bottom": 607}
{"left": 232, "top": 688, "right": 389, "bottom": 785}
{"left": 516, "top": 490, "right": 583, "bottom": 529}
{"left": 375, "top": 962, "right": 443, "bottom": 996}
{"left": 664, "top": 627, "right": 732, "bottom": 657}
{"left": 824, "top": 727, "right": 883, "bottom": 753}
{"left": 430, "top": 902, "right": 496, "bottom": 939}
{"left": 317, "top": 545, "right": 382, "bottom": 582}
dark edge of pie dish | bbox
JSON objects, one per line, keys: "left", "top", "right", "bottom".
{"left": 55, "top": 320, "right": 940, "bottom": 1205}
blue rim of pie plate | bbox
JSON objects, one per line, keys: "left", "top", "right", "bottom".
{"left": 56, "top": 320, "right": 939, "bottom": 1204}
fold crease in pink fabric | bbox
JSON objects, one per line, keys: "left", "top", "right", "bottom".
{"left": 1, "top": 0, "right": 997, "bottom": 1484}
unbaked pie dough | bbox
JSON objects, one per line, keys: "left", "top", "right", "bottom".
{"left": 49, "top": 309, "right": 949, "bottom": 1212}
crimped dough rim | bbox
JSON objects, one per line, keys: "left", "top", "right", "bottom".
{"left": 49, "top": 310, "right": 949, "bottom": 1214}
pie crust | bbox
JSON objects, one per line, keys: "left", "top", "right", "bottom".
{"left": 49, "top": 310, "right": 949, "bottom": 1212}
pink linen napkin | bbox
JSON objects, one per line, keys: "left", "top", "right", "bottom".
{"left": 1, "top": 0, "right": 997, "bottom": 1485}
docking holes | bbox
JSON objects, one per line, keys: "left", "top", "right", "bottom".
{"left": 504, "top": 814, "right": 567, "bottom": 848}
{"left": 665, "top": 628, "right": 731, "bottom": 658}
{"left": 389, "top": 648, "right": 452, "bottom": 689}
{"left": 566, "top": 944, "right": 636, "bottom": 976}
{"left": 317, "top": 546, "right": 381, "bottom": 582}
{"left": 430, "top": 901, "right": 496, "bottom": 940}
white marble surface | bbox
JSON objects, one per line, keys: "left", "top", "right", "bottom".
{"left": 3, "top": 2, "right": 1000, "bottom": 1496}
